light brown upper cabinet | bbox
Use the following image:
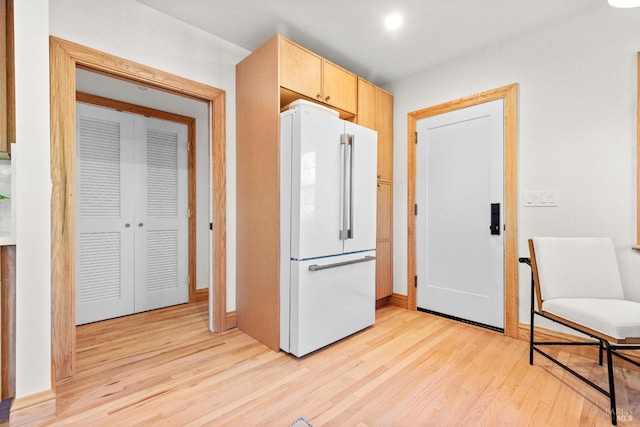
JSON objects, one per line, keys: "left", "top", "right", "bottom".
{"left": 356, "top": 78, "right": 376, "bottom": 129}
{"left": 357, "top": 78, "right": 393, "bottom": 182}
{"left": 279, "top": 37, "right": 357, "bottom": 115}
{"left": 0, "top": 0, "right": 14, "bottom": 154}
{"left": 375, "top": 89, "right": 393, "bottom": 182}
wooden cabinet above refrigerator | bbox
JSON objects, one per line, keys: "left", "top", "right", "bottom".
{"left": 236, "top": 34, "right": 394, "bottom": 351}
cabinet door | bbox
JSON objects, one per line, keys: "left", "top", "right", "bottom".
{"left": 376, "top": 182, "right": 392, "bottom": 241}
{"left": 323, "top": 60, "right": 357, "bottom": 114}
{"left": 375, "top": 88, "right": 393, "bottom": 181}
{"left": 376, "top": 181, "right": 392, "bottom": 299}
{"left": 280, "top": 38, "right": 322, "bottom": 102}
{"left": 376, "top": 240, "right": 393, "bottom": 299}
{"left": 356, "top": 78, "right": 376, "bottom": 129}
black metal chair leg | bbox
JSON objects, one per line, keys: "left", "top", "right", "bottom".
{"left": 605, "top": 341, "right": 617, "bottom": 425}
{"left": 599, "top": 340, "right": 604, "bottom": 366}
{"left": 529, "top": 270, "right": 535, "bottom": 365}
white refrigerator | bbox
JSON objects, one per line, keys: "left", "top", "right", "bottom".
{"left": 280, "top": 100, "right": 378, "bottom": 357}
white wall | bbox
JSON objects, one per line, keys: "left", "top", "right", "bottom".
{"left": 385, "top": 4, "right": 640, "bottom": 324}
{"left": 49, "top": 0, "right": 250, "bottom": 313}
{"left": 14, "top": 0, "right": 52, "bottom": 398}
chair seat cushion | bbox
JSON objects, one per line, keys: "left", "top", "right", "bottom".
{"left": 542, "top": 298, "right": 640, "bottom": 339}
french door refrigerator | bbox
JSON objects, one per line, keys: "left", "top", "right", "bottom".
{"left": 280, "top": 100, "right": 378, "bottom": 357}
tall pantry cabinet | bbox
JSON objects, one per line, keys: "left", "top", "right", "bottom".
{"left": 355, "top": 78, "right": 393, "bottom": 304}
{"left": 236, "top": 34, "right": 393, "bottom": 351}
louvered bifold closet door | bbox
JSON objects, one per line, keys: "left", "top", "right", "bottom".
{"left": 133, "top": 116, "right": 189, "bottom": 312}
{"left": 76, "top": 103, "right": 136, "bottom": 325}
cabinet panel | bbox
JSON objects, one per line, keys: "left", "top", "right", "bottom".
{"left": 375, "top": 89, "right": 393, "bottom": 181}
{"left": 279, "top": 38, "right": 322, "bottom": 102}
{"left": 356, "top": 78, "right": 375, "bottom": 129}
{"left": 377, "top": 181, "right": 392, "bottom": 241}
{"left": 376, "top": 240, "right": 393, "bottom": 299}
{"left": 0, "top": 0, "right": 14, "bottom": 154}
{"left": 323, "top": 60, "right": 357, "bottom": 114}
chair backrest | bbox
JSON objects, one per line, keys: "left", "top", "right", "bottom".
{"left": 530, "top": 237, "right": 624, "bottom": 301}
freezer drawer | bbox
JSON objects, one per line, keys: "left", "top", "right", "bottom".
{"left": 286, "top": 250, "right": 376, "bottom": 357}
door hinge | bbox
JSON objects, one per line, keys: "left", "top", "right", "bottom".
{"left": 414, "top": 204, "right": 418, "bottom": 215}
{"left": 187, "top": 274, "right": 191, "bottom": 285}
{"left": 210, "top": 222, "right": 213, "bottom": 231}
{"left": 415, "top": 131, "right": 418, "bottom": 144}
{"left": 414, "top": 275, "right": 418, "bottom": 288}
{"left": 188, "top": 208, "right": 191, "bottom": 218}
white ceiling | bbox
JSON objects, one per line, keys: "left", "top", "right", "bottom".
{"left": 137, "top": 0, "right": 604, "bottom": 86}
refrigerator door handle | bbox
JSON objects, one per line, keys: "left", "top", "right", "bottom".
{"left": 347, "top": 134, "right": 355, "bottom": 239}
{"left": 308, "top": 255, "right": 376, "bottom": 272}
{"left": 339, "top": 133, "right": 349, "bottom": 240}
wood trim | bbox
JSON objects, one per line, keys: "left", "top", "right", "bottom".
{"left": 76, "top": 92, "right": 199, "bottom": 303}
{"left": 75, "top": 92, "right": 194, "bottom": 123}
{"left": 9, "top": 389, "right": 56, "bottom": 426}
{"left": 212, "top": 90, "right": 227, "bottom": 336}
{"left": 0, "top": 245, "right": 15, "bottom": 400}
{"left": 50, "top": 36, "right": 227, "bottom": 381}
{"left": 390, "top": 293, "right": 408, "bottom": 309}
{"left": 195, "top": 287, "right": 208, "bottom": 303}
{"left": 375, "top": 296, "right": 391, "bottom": 309}
{"left": 225, "top": 310, "right": 237, "bottom": 329}
{"left": 407, "top": 84, "right": 519, "bottom": 338}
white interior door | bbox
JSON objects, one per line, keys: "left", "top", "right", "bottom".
{"left": 416, "top": 99, "right": 504, "bottom": 330}
{"left": 76, "top": 104, "right": 135, "bottom": 325}
{"left": 76, "top": 103, "right": 189, "bottom": 325}
{"left": 134, "top": 116, "right": 189, "bottom": 311}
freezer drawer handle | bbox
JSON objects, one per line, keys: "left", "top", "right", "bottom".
{"left": 308, "top": 255, "right": 376, "bottom": 272}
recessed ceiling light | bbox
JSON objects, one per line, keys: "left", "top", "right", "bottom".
{"left": 384, "top": 13, "right": 403, "bottom": 31}
{"left": 608, "top": 0, "right": 640, "bottom": 7}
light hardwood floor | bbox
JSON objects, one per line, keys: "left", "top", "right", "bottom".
{"left": 17, "top": 302, "right": 640, "bottom": 426}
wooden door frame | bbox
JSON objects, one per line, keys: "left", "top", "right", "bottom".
{"left": 50, "top": 36, "right": 227, "bottom": 380}
{"left": 407, "top": 83, "right": 518, "bottom": 338}
{"left": 76, "top": 92, "right": 199, "bottom": 304}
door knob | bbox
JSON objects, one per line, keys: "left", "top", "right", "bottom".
{"left": 325, "top": 95, "right": 331, "bottom": 102}
{"left": 125, "top": 223, "right": 131, "bottom": 228}
{"left": 138, "top": 223, "right": 144, "bottom": 227}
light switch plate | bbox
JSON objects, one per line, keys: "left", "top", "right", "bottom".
{"left": 523, "top": 190, "right": 558, "bottom": 207}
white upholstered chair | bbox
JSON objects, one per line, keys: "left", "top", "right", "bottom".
{"left": 521, "top": 237, "right": 640, "bottom": 425}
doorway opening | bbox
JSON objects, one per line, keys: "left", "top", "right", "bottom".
{"left": 75, "top": 92, "right": 198, "bottom": 324}
{"left": 50, "top": 37, "right": 227, "bottom": 381}
{"left": 407, "top": 84, "right": 519, "bottom": 338}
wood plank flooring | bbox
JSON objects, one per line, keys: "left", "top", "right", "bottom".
{"left": 20, "top": 302, "right": 640, "bottom": 426}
